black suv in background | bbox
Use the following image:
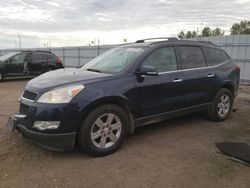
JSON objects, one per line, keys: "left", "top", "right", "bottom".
{"left": 0, "top": 50, "right": 64, "bottom": 81}
{"left": 8, "top": 38, "right": 240, "bottom": 156}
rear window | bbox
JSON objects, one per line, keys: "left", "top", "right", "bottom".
{"left": 31, "top": 53, "right": 46, "bottom": 61}
{"left": 203, "top": 47, "right": 229, "bottom": 66}
{"left": 46, "top": 54, "right": 56, "bottom": 60}
{"left": 177, "top": 46, "right": 206, "bottom": 69}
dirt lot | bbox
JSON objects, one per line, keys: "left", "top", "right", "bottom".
{"left": 0, "top": 79, "right": 250, "bottom": 188}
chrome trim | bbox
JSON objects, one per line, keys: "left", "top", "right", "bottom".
{"left": 21, "top": 90, "right": 39, "bottom": 103}
{"left": 13, "top": 114, "right": 27, "bottom": 118}
{"left": 207, "top": 74, "right": 215, "bottom": 78}
{"left": 158, "top": 61, "right": 228, "bottom": 75}
{"left": 158, "top": 69, "right": 181, "bottom": 75}
{"left": 173, "top": 79, "right": 183, "bottom": 83}
{"left": 20, "top": 97, "right": 35, "bottom": 103}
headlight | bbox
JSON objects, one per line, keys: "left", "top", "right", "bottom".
{"left": 37, "top": 85, "right": 84, "bottom": 104}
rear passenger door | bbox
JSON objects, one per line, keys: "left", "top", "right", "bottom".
{"left": 202, "top": 47, "right": 230, "bottom": 100}
{"left": 177, "top": 46, "right": 211, "bottom": 106}
{"left": 29, "top": 53, "right": 47, "bottom": 73}
{"left": 137, "top": 47, "right": 186, "bottom": 117}
{"left": 46, "top": 54, "right": 56, "bottom": 65}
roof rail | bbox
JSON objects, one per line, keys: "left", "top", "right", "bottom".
{"left": 33, "top": 50, "right": 52, "bottom": 53}
{"left": 135, "top": 37, "right": 178, "bottom": 43}
{"left": 18, "top": 50, "right": 32, "bottom": 52}
{"left": 17, "top": 50, "right": 52, "bottom": 53}
{"left": 199, "top": 41, "right": 214, "bottom": 45}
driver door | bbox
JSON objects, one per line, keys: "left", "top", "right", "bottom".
{"left": 136, "top": 46, "right": 186, "bottom": 117}
{"left": 6, "top": 53, "right": 26, "bottom": 75}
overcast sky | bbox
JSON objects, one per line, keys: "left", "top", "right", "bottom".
{"left": 0, "top": 0, "right": 249, "bottom": 49}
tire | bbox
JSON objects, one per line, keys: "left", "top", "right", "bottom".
{"left": 77, "top": 104, "right": 129, "bottom": 157}
{"left": 206, "top": 88, "right": 234, "bottom": 121}
{"left": 47, "top": 67, "right": 55, "bottom": 72}
{"left": 0, "top": 71, "right": 4, "bottom": 81}
{"left": 42, "top": 67, "right": 55, "bottom": 73}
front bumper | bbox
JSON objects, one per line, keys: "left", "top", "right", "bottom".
{"left": 8, "top": 97, "right": 86, "bottom": 151}
{"left": 7, "top": 84, "right": 96, "bottom": 151}
{"left": 15, "top": 121, "right": 76, "bottom": 151}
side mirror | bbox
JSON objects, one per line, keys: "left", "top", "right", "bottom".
{"left": 137, "top": 65, "right": 158, "bottom": 76}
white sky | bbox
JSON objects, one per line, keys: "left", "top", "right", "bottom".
{"left": 0, "top": 0, "right": 250, "bottom": 49}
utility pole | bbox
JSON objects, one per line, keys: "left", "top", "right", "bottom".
{"left": 18, "top": 34, "right": 22, "bottom": 49}
{"left": 14, "top": 40, "right": 17, "bottom": 48}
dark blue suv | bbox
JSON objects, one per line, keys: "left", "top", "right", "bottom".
{"left": 7, "top": 38, "right": 240, "bottom": 156}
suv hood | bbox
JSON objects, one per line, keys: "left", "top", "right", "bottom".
{"left": 26, "top": 68, "right": 113, "bottom": 92}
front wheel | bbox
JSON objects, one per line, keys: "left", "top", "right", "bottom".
{"left": 77, "top": 104, "right": 129, "bottom": 157}
{"left": 0, "top": 71, "right": 4, "bottom": 81}
{"left": 206, "top": 88, "right": 234, "bottom": 121}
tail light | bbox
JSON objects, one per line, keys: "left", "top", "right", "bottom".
{"left": 56, "top": 58, "right": 63, "bottom": 65}
{"left": 235, "top": 65, "right": 241, "bottom": 72}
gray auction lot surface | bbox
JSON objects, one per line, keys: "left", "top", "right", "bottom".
{"left": 0, "top": 79, "right": 250, "bottom": 188}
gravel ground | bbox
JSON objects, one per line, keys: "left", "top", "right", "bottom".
{"left": 0, "top": 79, "right": 250, "bottom": 188}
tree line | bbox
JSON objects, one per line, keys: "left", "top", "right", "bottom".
{"left": 178, "top": 20, "right": 250, "bottom": 39}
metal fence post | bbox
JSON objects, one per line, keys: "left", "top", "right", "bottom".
{"left": 78, "top": 47, "right": 80, "bottom": 67}
{"left": 97, "top": 45, "right": 100, "bottom": 56}
{"left": 62, "top": 47, "right": 65, "bottom": 67}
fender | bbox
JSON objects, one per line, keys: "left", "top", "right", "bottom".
{"left": 77, "top": 95, "right": 137, "bottom": 135}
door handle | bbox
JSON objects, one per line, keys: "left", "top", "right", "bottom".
{"left": 173, "top": 78, "right": 183, "bottom": 83}
{"left": 207, "top": 74, "right": 215, "bottom": 78}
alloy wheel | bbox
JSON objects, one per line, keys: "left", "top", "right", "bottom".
{"left": 91, "top": 113, "right": 122, "bottom": 149}
{"left": 217, "top": 94, "right": 231, "bottom": 118}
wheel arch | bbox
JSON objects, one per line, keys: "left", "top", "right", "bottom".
{"left": 41, "top": 65, "right": 56, "bottom": 73}
{"left": 222, "top": 81, "right": 235, "bottom": 94}
{"left": 46, "top": 65, "right": 56, "bottom": 70}
{"left": 0, "top": 68, "right": 6, "bottom": 79}
{"left": 77, "top": 96, "right": 136, "bottom": 135}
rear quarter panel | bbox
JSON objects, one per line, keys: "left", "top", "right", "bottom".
{"left": 216, "top": 60, "right": 239, "bottom": 93}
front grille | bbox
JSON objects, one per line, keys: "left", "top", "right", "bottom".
{"left": 20, "top": 103, "right": 30, "bottom": 114}
{"left": 22, "top": 90, "right": 38, "bottom": 101}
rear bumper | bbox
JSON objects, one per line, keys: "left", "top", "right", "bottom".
{"left": 16, "top": 123, "right": 76, "bottom": 151}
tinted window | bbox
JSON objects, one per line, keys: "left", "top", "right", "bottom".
{"left": 0, "top": 52, "right": 18, "bottom": 61}
{"left": 143, "top": 47, "right": 177, "bottom": 72}
{"left": 178, "top": 46, "right": 206, "bottom": 69}
{"left": 31, "top": 53, "right": 46, "bottom": 61}
{"left": 46, "top": 54, "right": 56, "bottom": 60}
{"left": 203, "top": 48, "right": 229, "bottom": 66}
{"left": 10, "top": 53, "right": 26, "bottom": 64}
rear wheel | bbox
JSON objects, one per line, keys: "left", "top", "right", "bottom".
{"left": 42, "top": 67, "right": 55, "bottom": 73}
{"left": 78, "top": 104, "right": 128, "bottom": 156}
{"left": 206, "top": 88, "right": 233, "bottom": 121}
{"left": 47, "top": 67, "right": 54, "bottom": 72}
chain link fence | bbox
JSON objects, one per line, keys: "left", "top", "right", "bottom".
{"left": 0, "top": 35, "right": 250, "bottom": 81}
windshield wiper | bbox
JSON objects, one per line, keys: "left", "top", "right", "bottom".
{"left": 86, "top": 68, "right": 102, "bottom": 73}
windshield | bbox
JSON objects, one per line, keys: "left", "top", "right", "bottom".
{"left": 0, "top": 52, "right": 19, "bottom": 61}
{"left": 82, "top": 47, "right": 145, "bottom": 74}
